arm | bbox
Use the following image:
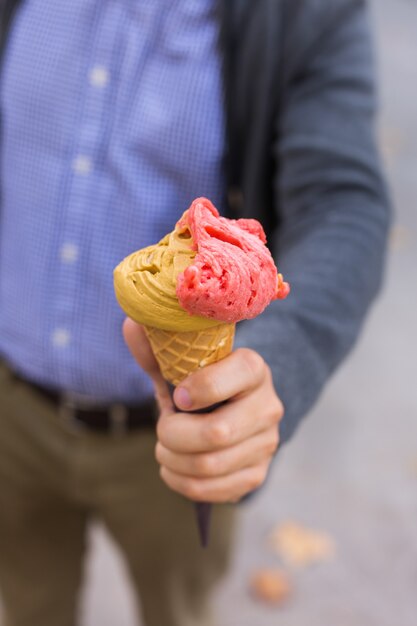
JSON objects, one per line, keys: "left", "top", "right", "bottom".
{"left": 123, "top": 1, "right": 390, "bottom": 502}
{"left": 235, "top": 0, "right": 391, "bottom": 444}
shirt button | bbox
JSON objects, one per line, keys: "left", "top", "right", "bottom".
{"left": 89, "top": 65, "right": 109, "bottom": 88}
{"left": 72, "top": 155, "right": 92, "bottom": 175}
{"left": 60, "top": 243, "right": 79, "bottom": 264}
{"left": 52, "top": 328, "right": 71, "bottom": 348}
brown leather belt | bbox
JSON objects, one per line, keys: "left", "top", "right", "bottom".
{"left": 10, "top": 370, "right": 157, "bottom": 435}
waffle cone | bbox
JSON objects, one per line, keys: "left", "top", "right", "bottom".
{"left": 144, "top": 323, "right": 235, "bottom": 385}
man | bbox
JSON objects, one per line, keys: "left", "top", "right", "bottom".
{"left": 0, "top": 1, "right": 390, "bottom": 625}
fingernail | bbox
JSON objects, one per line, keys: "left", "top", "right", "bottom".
{"left": 175, "top": 386, "right": 192, "bottom": 410}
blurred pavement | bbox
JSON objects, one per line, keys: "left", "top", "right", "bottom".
{"left": 2, "top": 1, "right": 416, "bottom": 625}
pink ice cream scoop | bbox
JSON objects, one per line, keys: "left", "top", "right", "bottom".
{"left": 176, "top": 197, "right": 290, "bottom": 323}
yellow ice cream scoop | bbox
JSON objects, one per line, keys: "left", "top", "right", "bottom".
{"left": 113, "top": 223, "right": 219, "bottom": 332}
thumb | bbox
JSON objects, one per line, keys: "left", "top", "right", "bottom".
{"left": 122, "top": 318, "right": 173, "bottom": 415}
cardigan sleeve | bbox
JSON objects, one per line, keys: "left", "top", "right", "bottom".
{"left": 234, "top": 0, "right": 391, "bottom": 445}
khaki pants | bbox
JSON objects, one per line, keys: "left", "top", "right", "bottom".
{"left": 0, "top": 364, "right": 236, "bottom": 626}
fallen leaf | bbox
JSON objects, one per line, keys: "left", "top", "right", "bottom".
{"left": 379, "top": 126, "right": 407, "bottom": 162}
{"left": 268, "top": 521, "right": 336, "bottom": 568}
{"left": 249, "top": 568, "right": 292, "bottom": 606}
{"left": 407, "top": 458, "right": 417, "bottom": 478}
{"left": 389, "top": 225, "right": 411, "bottom": 251}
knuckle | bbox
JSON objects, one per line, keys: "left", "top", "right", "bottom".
{"left": 156, "top": 416, "right": 168, "bottom": 441}
{"left": 265, "top": 429, "right": 279, "bottom": 457}
{"left": 259, "top": 364, "right": 284, "bottom": 423}
{"left": 272, "top": 427, "right": 280, "bottom": 451}
{"left": 248, "top": 466, "right": 268, "bottom": 491}
{"left": 159, "top": 465, "right": 169, "bottom": 486}
{"left": 236, "top": 348, "right": 266, "bottom": 381}
{"left": 154, "top": 442, "right": 164, "bottom": 464}
{"left": 183, "top": 478, "right": 202, "bottom": 501}
{"left": 194, "top": 453, "right": 218, "bottom": 477}
{"left": 265, "top": 396, "right": 284, "bottom": 425}
{"left": 204, "top": 419, "right": 230, "bottom": 448}
{"left": 155, "top": 418, "right": 166, "bottom": 442}
{"left": 263, "top": 362, "right": 273, "bottom": 385}
{"left": 274, "top": 396, "right": 285, "bottom": 421}
{"left": 202, "top": 372, "right": 222, "bottom": 403}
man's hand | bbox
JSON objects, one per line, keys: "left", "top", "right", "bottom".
{"left": 123, "top": 318, "right": 284, "bottom": 503}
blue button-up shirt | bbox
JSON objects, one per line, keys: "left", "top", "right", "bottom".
{"left": 0, "top": 0, "right": 225, "bottom": 402}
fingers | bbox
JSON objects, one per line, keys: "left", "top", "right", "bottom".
{"left": 122, "top": 318, "right": 172, "bottom": 414}
{"left": 155, "top": 425, "right": 279, "bottom": 478}
{"left": 160, "top": 460, "right": 271, "bottom": 503}
{"left": 154, "top": 346, "right": 284, "bottom": 502}
{"left": 122, "top": 318, "right": 159, "bottom": 376}
{"left": 157, "top": 384, "right": 283, "bottom": 453}
{"left": 173, "top": 348, "right": 268, "bottom": 411}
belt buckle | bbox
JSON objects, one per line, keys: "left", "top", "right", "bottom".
{"left": 58, "top": 397, "right": 85, "bottom": 434}
{"left": 109, "top": 404, "right": 129, "bottom": 436}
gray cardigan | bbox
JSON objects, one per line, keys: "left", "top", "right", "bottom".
{"left": 0, "top": 0, "right": 390, "bottom": 444}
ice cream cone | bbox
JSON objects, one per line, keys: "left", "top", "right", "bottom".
{"left": 143, "top": 323, "right": 235, "bottom": 386}
{"left": 114, "top": 197, "right": 289, "bottom": 549}
{"left": 143, "top": 322, "right": 234, "bottom": 547}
